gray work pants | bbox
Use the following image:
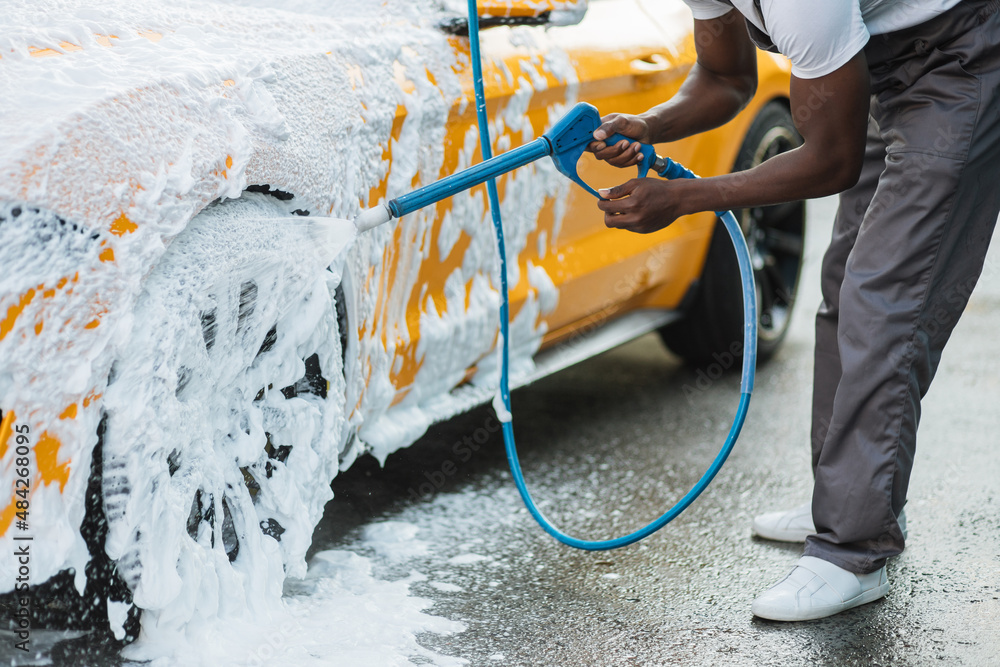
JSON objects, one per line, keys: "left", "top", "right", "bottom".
{"left": 805, "top": 0, "right": 1000, "bottom": 574}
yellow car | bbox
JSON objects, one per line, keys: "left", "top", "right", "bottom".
{"left": 0, "top": 0, "right": 801, "bottom": 648}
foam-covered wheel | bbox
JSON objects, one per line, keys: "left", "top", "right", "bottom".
{"left": 660, "top": 101, "right": 805, "bottom": 364}
{"left": 97, "top": 192, "right": 353, "bottom": 639}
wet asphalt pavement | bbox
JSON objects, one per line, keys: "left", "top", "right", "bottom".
{"left": 317, "top": 195, "right": 1000, "bottom": 666}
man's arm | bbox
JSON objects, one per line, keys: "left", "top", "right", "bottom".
{"left": 590, "top": 15, "right": 758, "bottom": 166}
{"left": 597, "top": 51, "right": 871, "bottom": 233}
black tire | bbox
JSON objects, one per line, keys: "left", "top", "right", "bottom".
{"left": 660, "top": 101, "right": 806, "bottom": 364}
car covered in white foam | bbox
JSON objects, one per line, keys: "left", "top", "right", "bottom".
{"left": 0, "top": 0, "right": 803, "bottom": 654}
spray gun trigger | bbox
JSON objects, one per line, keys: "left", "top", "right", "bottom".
{"left": 549, "top": 141, "right": 604, "bottom": 200}
{"left": 603, "top": 133, "right": 656, "bottom": 179}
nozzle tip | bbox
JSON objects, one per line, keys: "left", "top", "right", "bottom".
{"left": 355, "top": 205, "right": 393, "bottom": 232}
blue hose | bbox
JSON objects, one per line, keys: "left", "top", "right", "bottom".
{"left": 466, "top": 1, "right": 757, "bottom": 550}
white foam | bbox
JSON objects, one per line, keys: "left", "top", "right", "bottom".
{"left": 126, "top": 549, "right": 466, "bottom": 667}
{"left": 362, "top": 521, "right": 432, "bottom": 562}
{"left": 447, "top": 553, "right": 490, "bottom": 566}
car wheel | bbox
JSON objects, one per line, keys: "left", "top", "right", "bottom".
{"left": 659, "top": 101, "right": 805, "bottom": 364}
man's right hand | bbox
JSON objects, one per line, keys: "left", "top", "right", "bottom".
{"left": 587, "top": 113, "right": 652, "bottom": 169}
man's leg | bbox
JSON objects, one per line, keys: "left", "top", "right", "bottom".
{"left": 807, "top": 5, "right": 1000, "bottom": 574}
{"left": 754, "top": 1, "right": 1000, "bottom": 620}
{"left": 750, "top": 120, "right": 887, "bottom": 544}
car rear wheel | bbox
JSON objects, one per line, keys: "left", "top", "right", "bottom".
{"left": 659, "top": 101, "right": 806, "bottom": 364}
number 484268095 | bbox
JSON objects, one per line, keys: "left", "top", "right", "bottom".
{"left": 13, "top": 424, "right": 31, "bottom": 526}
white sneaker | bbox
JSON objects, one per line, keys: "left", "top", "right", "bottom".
{"left": 751, "top": 556, "right": 889, "bottom": 621}
{"left": 752, "top": 503, "right": 814, "bottom": 542}
{"left": 752, "top": 504, "right": 907, "bottom": 543}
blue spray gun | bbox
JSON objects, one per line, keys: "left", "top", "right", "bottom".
{"left": 359, "top": 102, "right": 681, "bottom": 230}
{"left": 354, "top": 101, "right": 758, "bottom": 550}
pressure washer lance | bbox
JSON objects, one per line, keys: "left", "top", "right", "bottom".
{"left": 353, "top": 101, "right": 758, "bottom": 550}
{"left": 358, "top": 102, "right": 659, "bottom": 230}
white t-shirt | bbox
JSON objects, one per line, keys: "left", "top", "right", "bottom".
{"left": 682, "top": 0, "right": 962, "bottom": 79}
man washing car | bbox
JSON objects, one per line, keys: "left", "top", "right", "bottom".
{"left": 590, "top": 0, "right": 1000, "bottom": 620}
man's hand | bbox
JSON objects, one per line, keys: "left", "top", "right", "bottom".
{"left": 587, "top": 114, "right": 652, "bottom": 168}
{"left": 597, "top": 178, "right": 690, "bottom": 234}
{"left": 594, "top": 52, "right": 870, "bottom": 234}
